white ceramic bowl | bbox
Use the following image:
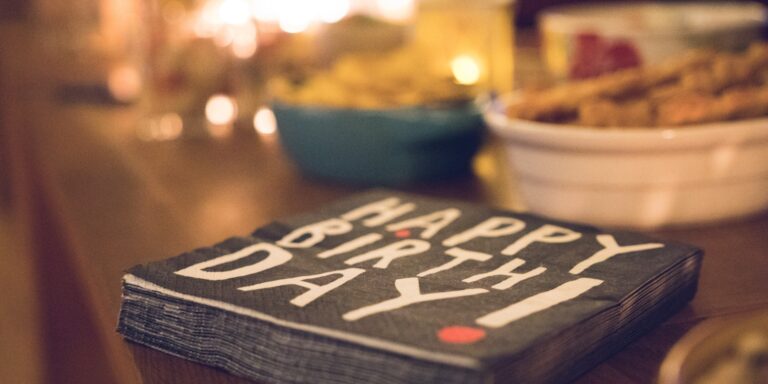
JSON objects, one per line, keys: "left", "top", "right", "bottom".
{"left": 483, "top": 99, "right": 768, "bottom": 229}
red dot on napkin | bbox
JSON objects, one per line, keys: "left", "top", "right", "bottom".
{"left": 437, "top": 326, "right": 486, "bottom": 344}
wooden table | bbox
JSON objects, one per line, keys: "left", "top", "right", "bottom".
{"left": 4, "top": 26, "right": 768, "bottom": 384}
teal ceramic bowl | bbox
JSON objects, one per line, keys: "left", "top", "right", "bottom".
{"left": 272, "top": 103, "right": 484, "bottom": 186}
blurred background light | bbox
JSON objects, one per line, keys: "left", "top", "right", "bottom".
{"left": 205, "top": 94, "right": 238, "bottom": 125}
{"left": 250, "top": 0, "right": 281, "bottom": 22}
{"left": 231, "top": 22, "right": 259, "bottom": 58}
{"left": 375, "top": 0, "right": 414, "bottom": 22}
{"left": 451, "top": 55, "right": 481, "bottom": 85}
{"left": 107, "top": 64, "right": 143, "bottom": 102}
{"left": 138, "top": 113, "right": 184, "bottom": 141}
{"left": 218, "top": 0, "right": 252, "bottom": 25}
{"left": 253, "top": 106, "right": 277, "bottom": 135}
{"left": 319, "top": 0, "right": 352, "bottom": 23}
{"left": 278, "top": 1, "right": 316, "bottom": 34}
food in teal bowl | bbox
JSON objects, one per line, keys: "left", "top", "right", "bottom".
{"left": 272, "top": 102, "right": 484, "bottom": 186}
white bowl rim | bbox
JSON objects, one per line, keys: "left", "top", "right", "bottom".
{"left": 484, "top": 95, "right": 768, "bottom": 152}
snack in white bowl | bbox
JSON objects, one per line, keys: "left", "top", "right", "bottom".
{"left": 540, "top": 1, "right": 767, "bottom": 80}
{"left": 484, "top": 44, "right": 768, "bottom": 228}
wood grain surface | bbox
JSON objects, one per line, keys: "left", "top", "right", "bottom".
{"left": 4, "top": 25, "right": 768, "bottom": 384}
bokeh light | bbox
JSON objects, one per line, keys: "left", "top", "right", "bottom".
{"left": 205, "top": 94, "right": 238, "bottom": 126}
{"left": 107, "top": 64, "right": 143, "bottom": 102}
{"left": 319, "top": 0, "right": 351, "bottom": 23}
{"left": 375, "top": 0, "right": 414, "bottom": 22}
{"left": 138, "top": 113, "right": 184, "bottom": 141}
{"left": 218, "top": 0, "right": 251, "bottom": 25}
{"left": 231, "top": 22, "right": 259, "bottom": 58}
{"left": 451, "top": 55, "right": 481, "bottom": 85}
{"left": 250, "top": 0, "right": 280, "bottom": 22}
{"left": 253, "top": 106, "right": 277, "bottom": 135}
{"left": 278, "top": 0, "right": 315, "bottom": 33}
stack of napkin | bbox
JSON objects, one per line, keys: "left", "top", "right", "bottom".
{"left": 118, "top": 190, "right": 702, "bottom": 383}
